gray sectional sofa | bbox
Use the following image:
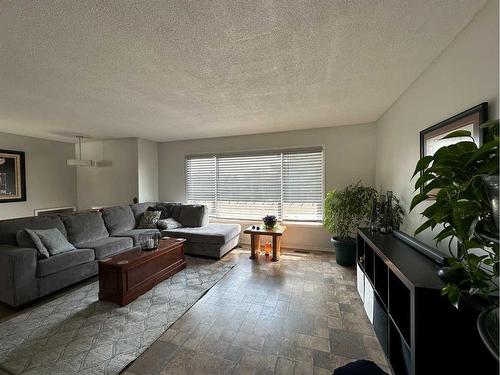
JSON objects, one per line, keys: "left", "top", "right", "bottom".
{"left": 0, "top": 202, "right": 240, "bottom": 307}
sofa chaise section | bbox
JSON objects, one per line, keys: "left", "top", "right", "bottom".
{"left": 161, "top": 223, "right": 241, "bottom": 259}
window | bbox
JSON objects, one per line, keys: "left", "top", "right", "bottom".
{"left": 186, "top": 147, "right": 324, "bottom": 222}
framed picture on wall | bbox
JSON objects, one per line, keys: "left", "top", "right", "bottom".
{"left": 419, "top": 102, "right": 488, "bottom": 196}
{"left": 0, "top": 149, "right": 26, "bottom": 203}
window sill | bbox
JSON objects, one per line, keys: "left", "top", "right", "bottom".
{"left": 211, "top": 217, "right": 324, "bottom": 228}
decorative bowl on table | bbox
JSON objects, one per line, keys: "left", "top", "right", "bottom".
{"left": 262, "top": 215, "right": 277, "bottom": 229}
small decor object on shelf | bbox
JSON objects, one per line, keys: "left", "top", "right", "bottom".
{"left": 139, "top": 232, "right": 161, "bottom": 251}
{"left": 379, "top": 194, "right": 387, "bottom": 233}
{"left": 370, "top": 192, "right": 404, "bottom": 233}
{"left": 368, "top": 197, "right": 380, "bottom": 232}
{"left": 262, "top": 215, "right": 277, "bottom": 229}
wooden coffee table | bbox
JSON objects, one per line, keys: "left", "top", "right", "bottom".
{"left": 98, "top": 237, "right": 186, "bottom": 306}
{"left": 244, "top": 225, "right": 286, "bottom": 262}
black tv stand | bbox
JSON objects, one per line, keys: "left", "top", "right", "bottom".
{"left": 356, "top": 229, "right": 497, "bottom": 375}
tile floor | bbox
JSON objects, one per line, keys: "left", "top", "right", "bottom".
{"left": 123, "top": 248, "right": 390, "bottom": 375}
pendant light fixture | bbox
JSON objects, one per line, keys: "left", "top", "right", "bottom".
{"left": 66, "top": 136, "right": 95, "bottom": 166}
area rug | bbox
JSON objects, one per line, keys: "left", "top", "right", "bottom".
{"left": 0, "top": 256, "right": 235, "bottom": 375}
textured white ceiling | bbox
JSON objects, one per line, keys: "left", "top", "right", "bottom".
{"left": 0, "top": 0, "right": 488, "bottom": 142}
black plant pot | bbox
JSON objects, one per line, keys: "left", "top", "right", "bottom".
{"left": 331, "top": 237, "right": 356, "bottom": 266}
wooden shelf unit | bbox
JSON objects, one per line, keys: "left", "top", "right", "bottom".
{"left": 356, "top": 229, "right": 498, "bottom": 375}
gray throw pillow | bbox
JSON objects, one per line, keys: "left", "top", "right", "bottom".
{"left": 157, "top": 218, "right": 182, "bottom": 230}
{"left": 22, "top": 229, "right": 50, "bottom": 259}
{"left": 29, "top": 228, "right": 76, "bottom": 256}
{"left": 138, "top": 210, "right": 161, "bottom": 229}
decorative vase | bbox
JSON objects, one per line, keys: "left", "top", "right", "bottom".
{"left": 483, "top": 175, "right": 499, "bottom": 230}
{"left": 368, "top": 197, "right": 379, "bottom": 232}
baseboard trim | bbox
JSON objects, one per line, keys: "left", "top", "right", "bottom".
{"left": 238, "top": 241, "right": 332, "bottom": 253}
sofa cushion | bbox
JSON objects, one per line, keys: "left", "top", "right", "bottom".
{"left": 113, "top": 228, "right": 160, "bottom": 246}
{"left": 152, "top": 203, "right": 182, "bottom": 219}
{"left": 178, "top": 205, "right": 208, "bottom": 227}
{"left": 28, "top": 228, "right": 76, "bottom": 256}
{"left": 102, "top": 206, "right": 136, "bottom": 235}
{"left": 76, "top": 236, "right": 133, "bottom": 259}
{"left": 157, "top": 218, "right": 182, "bottom": 230}
{"left": 138, "top": 210, "right": 161, "bottom": 229}
{"left": 161, "top": 223, "right": 241, "bottom": 245}
{"left": 37, "top": 248, "right": 95, "bottom": 277}
{"left": 131, "top": 202, "right": 157, "bottom": 225}
{"left": 0, "top": 216, "right": 67, "bottom": 246}
{"left": 17, "top": 229, "right": 50, "bottom": 259}
{"left": 62, "top": 211, "right": 109, "bottom": 245}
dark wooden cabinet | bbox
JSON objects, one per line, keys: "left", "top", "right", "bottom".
{"left": 357, "top": 229, "right": 497, "bottom": 375}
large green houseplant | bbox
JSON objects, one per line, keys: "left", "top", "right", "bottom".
{"left": 324, "top": 182, "right": 378, "bottom": 266}
{"left": 410, "top": 119, "right": 499, "bottom": 309}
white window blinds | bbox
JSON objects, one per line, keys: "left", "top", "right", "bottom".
{"left": 186, "top": 147, "right": 323, "bottom": 222}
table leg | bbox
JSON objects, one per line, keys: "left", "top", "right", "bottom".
{"left": 250, "top": 234, "right": 260, "bottom": 260}
{"left": 272, "top": 236, "right": 281, "bottom": 262}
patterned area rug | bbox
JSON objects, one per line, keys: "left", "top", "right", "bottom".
{"left": 0, "top": 256, "right": 235, "bottom": 375}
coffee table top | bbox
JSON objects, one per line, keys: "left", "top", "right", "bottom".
{"left": 100, "top": 237, "right": 185, "bottom": 268}
{"left": 243, "top": 225, "right": 286, "bottom": 236}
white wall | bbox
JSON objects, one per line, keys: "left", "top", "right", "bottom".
{"left": 77, "top": 138, "right": 138, "bottom": 209}
{"left": 375, "top": 0, "right": 499, "bottom": 248}
{"left": 0, "top": 132, "right": 77, "bottom": 219}
{"left": 137, "top": 139, "right": 159, "bottom": 203}
{"left": 158, "top": 123, "right": 377, "bottom": 250}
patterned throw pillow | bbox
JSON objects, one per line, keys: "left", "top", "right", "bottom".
{"left": 138, "top": 210, "right": 161, "bottom": 229}
{"left": 157, "top": 218, "right": 182, "bottom": 230}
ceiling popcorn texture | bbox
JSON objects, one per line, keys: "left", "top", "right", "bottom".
{"left": 0, "top": 0, "right": 488, "bottom": 142}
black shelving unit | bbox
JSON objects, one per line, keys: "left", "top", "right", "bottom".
{"left": 357, "top": 229, "right": 498, "bottom": 375}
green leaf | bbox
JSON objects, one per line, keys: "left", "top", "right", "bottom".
{"left": 442, "top": 283, "right": 460, "bottom": 309}
{"left": 441, "top": 130, "right": 472, "bottom": 139}
{"left": 410, "top": 193, "right": 429, "bottom": 211}
{"left": 414, "top": 173, "right": 435, "bottom": 190}
{"left": 414, "top": 219, "right": 433, "bottom": 235}
{"left": 433, "top": 226, "right": 455, "bottom": 245}
{"left": 466, "top": 140, "right": 499, "bottom": 166}
{"left": 412, "top": 156, "right": 433, "bottom": 178}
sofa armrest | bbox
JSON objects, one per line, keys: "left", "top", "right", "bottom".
{"left": 0, "top": 245, "right": 38, "bottom": 307}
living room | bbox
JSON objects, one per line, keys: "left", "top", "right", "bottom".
{"left": 0, "top": 1, "right": 498, "bottom": 374}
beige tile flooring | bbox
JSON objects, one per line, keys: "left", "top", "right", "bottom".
{"left": 123, "top": 248, "right": 390, "bottom": 375}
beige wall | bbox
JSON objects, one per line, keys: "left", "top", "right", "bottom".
{"left": 77, "top": 138, "right": 139, "bottom": 209}
{"left": 375, "top": 0, "right": 499, "bottom": 249}
{"left": 158, "top": 123, "right": 377, "bottom": 250}
{"left": 138, "top": 139, "right": 159, "bottom": 203}
{"left": 0, "top": 132, "right": 77, "bottom": 220}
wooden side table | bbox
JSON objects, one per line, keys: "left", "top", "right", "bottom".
{"left": 243, "top": 225, "right": 286, "bottom": 262}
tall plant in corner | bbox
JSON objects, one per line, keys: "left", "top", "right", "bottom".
{"left": 410, "top": 119, "right": 499, "bottom": 309}
{"left": 324, "top": 181, "right": 378, "bottom": 266}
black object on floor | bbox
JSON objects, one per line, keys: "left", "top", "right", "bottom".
{"left": 333, "top": 360, "right": 388, "bottom": 375}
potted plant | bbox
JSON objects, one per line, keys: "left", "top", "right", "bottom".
{"left": 411, "top": 119, "right": 499, "bottom": 358}
{"left": 324, "top": 182, "right": 378, "bottom": 266}
{"left": 262, "top": 215, "right": 277, "bottom": 229}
